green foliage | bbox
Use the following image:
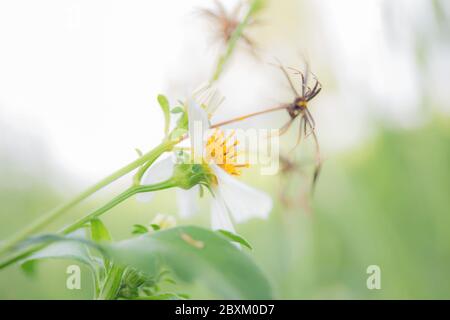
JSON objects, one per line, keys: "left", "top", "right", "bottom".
{"left": 245, "top": 118, "right": 450, "bottom": 299}
{"left": 3, "top": 118, "right": 450, "bottom": 299}
{"left": 172, "top": 163, "right": 215, "bottom": 190}
{"left": 13, "top": 225, "right": 271, "bottom": 299}
{"left": 169, "top": 128, "right": 188, "bottom": 141}
{"left": 118, "top": 267, "right": 183, "bottom": 299}
{"left": 308, "top": 119, "right": 450, "bottom": 299}
{"left": 217, "top": 229, "right": 253, "bottom": 250}
{"left": 0, "top": 0, "right": 270, "bottom": 300}
{"left": 168, "top": 104, "right": 188, "bottom": 142}
{"left": 133, "top": 293, "right": 188, "bottom": 300}
{"left": 157, "top": 94, "right": 171, "bottom": 136}
{"left": 170, "top": 106, "right": 184, "bottom": 114}
{"left": 20, "top": 230, "right": 97, "bottom": 274}
{"left": 90, "top": 219, "right": 112, "bottom": 243}
{"left": 106, "top": 226, "right": 272, "bottom": 299}
{"left": 132, "top": 224, "right": 149, "bottom": 235}
{"left": 149, "top": 224, "right": 161, "bottom": 231}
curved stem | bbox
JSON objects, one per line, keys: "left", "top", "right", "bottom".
{"left": 0, "top": 179, "right": 177, "bottom": 270}
{"left": 310, "top": 128, "right": 322, "bottom": 193}
{"left": 210, "top": 104, "right": 287, "bottom": 128}
{"left": 0, "top": 139, "right": 176, "bottom": 257}
{"left": 61, "top": 180, "right": 177, "bottom": 235}
{"left": 97, "top": 264, "right": 125, "bottom": 300}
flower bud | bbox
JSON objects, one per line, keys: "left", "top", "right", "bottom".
{"left": 172, "top": 163, "right": 215, "bottom": 190}
{"left": 151, "top": 213, "right": 177, "bottom": 230}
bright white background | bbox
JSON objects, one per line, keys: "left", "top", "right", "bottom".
{"left": 0, "top": 0, "right": 448, "bottom": 184}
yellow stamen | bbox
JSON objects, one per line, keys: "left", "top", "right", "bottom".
{"left": 204, "top": 129, "right": 249, "bottom": 176}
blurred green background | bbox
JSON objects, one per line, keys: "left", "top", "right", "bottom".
{"left": 0, "top": 0, "right": 449, "bottom": 299}
{"left": 1, "top": 117, "right": 449, "bottom": 299}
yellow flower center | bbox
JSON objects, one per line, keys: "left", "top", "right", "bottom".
{"left": 204, "top": 129, "right": 249, "bottom": 176}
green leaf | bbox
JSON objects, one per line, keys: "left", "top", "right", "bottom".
{"left": 217, "top": 229, "right": 253, "bottom": 250}
{"left": 20, "top": 259, "right": 38, "bottom": 276}
{"left": 13, "top": 227, "right": 271, "bottom": 299}
{"left": 106, "top": 226, "right": 272, "bottom": 299}
{"left": 157, "top": 94, "right": 171, "bottom": 135}
{"left": 132, "top": 224, "right": 149, "bottom": 235}
{"left": 90, "top": 218, "right": 112, "bottom": 243}
{"left": 135, "top": 293, "right": 187, "bottom": 300}
{"left": 135, "top": 148, "right": 143, "bottom": 157}
{"left": 149, "top": 224, "right": 161, "bottom": 231}
{"left": 98, "top": 264, "right": 125, "bottom": 300}
{"left": 170, "top": 106, "right": 184, "bottom": 114}
{"left": 20, "top": 231, "right": 97, "bottom": 272}
{"left": 169, "top": 128, "right": 187, "bottom": 141}
{"left": 163, "top": 278, "right": 176, "bottom": 285}
{"left": 175, "top": 107, "right": 188, "bottom": 131}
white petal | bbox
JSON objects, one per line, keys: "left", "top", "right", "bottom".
{"left": 205, "top": 89, "right": 225, "bottom": 116}
{"left": 210, "top": 164, "right": 273, "bottom": 223}
{"left": 187, "top": 99, "right": 210, "bottom": 163}
{"left": 136, "top": 156, "right": 174, "bottom": 203}
{"left": 210, "top": 192, "right": 235, "bottom": 233}
{"left": 176, "top": 187, "right": 199, "bottom": 218}
{"left": 193, "top": 83, "right": 224, "bottom": 116}
{"left": 151, "top": 213, "right": 177, "bottom": 229}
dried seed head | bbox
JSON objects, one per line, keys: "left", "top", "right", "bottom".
{"left": 198, "top": 0, "right": 257, "bottom": 50}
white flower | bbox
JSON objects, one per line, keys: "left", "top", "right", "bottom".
{"left": 185, "top": 97, "right": 272, "bottom": 232}
{"left": 138, "top": 86, "right": 272, "bottom": 232}
{"left": 176, "top": 187, "right": 199, "bottom": 218}
{"left": 151, "top": 213, "right": 177, "bottom": 230}
{"left": 136, "top": 155, "right": 174, "bottom": 203}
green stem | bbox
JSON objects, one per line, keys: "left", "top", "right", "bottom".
{"left": 97, "top": 264, "right": 125, "bottom": 300}
{"left": 0, "top": 245, "right": 44, "bottom": 270}
{"left": 93, "top": 267, "right": 102, "bottom": 300}
{"left": 0, "top": 139, "right": 176, "bottom": 257}
{"left": 211, "top": 0, "right": 262, "bottom": 82}
{"left": 61, "top": 180, "right": 177, "bottom": 235}
{"left": 0, "top": 179, "right": 177, "bottom": 270}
